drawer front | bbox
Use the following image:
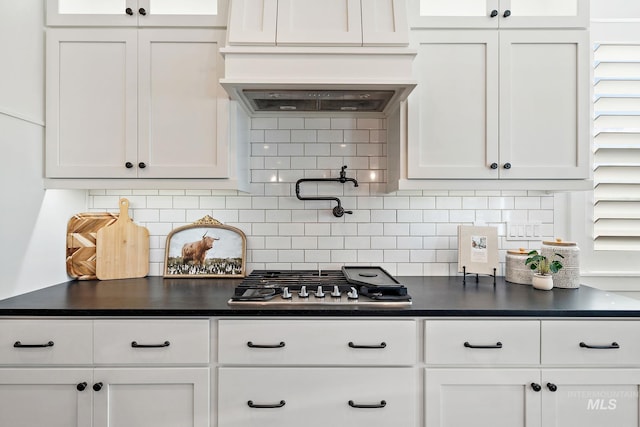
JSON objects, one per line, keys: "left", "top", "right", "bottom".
{"left": 94, "top": 319, "right": 209, "bottom": 364}
{"left": 0, "top": 319, "right": 93, "bottom": 365}
{"left": 425, "top": 320, "right": 540, "bottom": 365}
{"left": 542, "top": 321, "right": 640, "bottom": 365}
{"left": 218, "top": 320, "right": 417, "bottom": 365}
{"left": 218, "top": 367, "right": 417, "bottom": 427}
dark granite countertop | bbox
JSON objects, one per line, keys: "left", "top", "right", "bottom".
{"left": 1, "top": 276, "right": 639, "bottom": 317}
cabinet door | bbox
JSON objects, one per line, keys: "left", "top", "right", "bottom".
{"left": 0, "top": 368, "right": 93, "bottom": 427}
{"left": 425, "top": 369, "right": 542, "bottom": 427}
{"left": 411, "top": 0, "right": 587, "bottom": 28}
{"left": 139, "top": 0, "right": 228, "bottom": 27}
{"left": 219, "top": 367, "right": 417, "bottom": 427}
{"left": 499, "top": 30, "right": 589, "bottom": 179}
{"left": 137, "top": 29, "right": 229, "bottom": 178}
{"left": 500, "top": 0, "right": 588, "bottom": 29}
{"left": 411, "top": 0, "right": 500, "bottom": 28}
{"left": 276, "top": 0, "right": 362, "bottom": 46}
{"left": 408, "top": 30, "right": 499, "bottom": 179}
{"left": 362, "top": 0, "right": 409, "bottom": 46}
{"left": 47, "top": 0, "right": 228, "bottom": 27}
{"left": 93, "top": 368, "right": 209, "bottom": 427}
{"left": 542, "top": 369, "right": 640, "bottom": 426}
{"left": 46, "top": 29, "right": 138, "bottom": 178}
{"left": 226, "top": 0, "right": 277, "bottom": 45}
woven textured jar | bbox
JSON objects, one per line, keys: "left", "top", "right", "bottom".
{"left": 505, "top": 248, "right": 533, "bottom": 285}
{"left": 541, "top": 239, "right": 580, "bottom": 289}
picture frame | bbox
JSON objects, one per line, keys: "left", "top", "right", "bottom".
{"left": 164, "top": 216, "right": 246, "bottom": 278}
{"left": 457, "top": 225, "right": 499, "bottom": 276}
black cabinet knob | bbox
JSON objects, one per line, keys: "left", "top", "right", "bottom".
{"left": 125, "top": 7, "right": 133, "bottom": 15}
{"left": 125, "top": 162, "right": 133, "bottom": 169}
{"left": 138, "top": 162, "right": 146, "bottom": 169}
{"left": 547, "top": 383, "right": 558, "bottom": 392}
{"left": 490, "top": 10, "right": 498, "bottom": 17}
{"left": 490, "top": 163, "right": 498, "bottom": 169}
{"left": 139, "top": 8, "right": 147, "bottom": 15}
{"left": 77, "top": 382, "right": 87, "bottom": 391}
{"left": 93, "top": 382, "right": 103, "bottom": 392}
{"left": 531, "top": 383, "right": 541, "bottom": 392}
{"left": 503, "top": 10, "right": 511, "bottom": 17}
{"left": 503, "top": 163, "right": 512, "bottom": 169}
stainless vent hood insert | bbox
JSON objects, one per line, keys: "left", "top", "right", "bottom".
{"left": 243, "top": 89, "right": 395, "bottom": 112}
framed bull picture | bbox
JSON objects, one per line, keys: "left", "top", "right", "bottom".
{"left": 164, "top": 215, "right": 246, "bottom": 278}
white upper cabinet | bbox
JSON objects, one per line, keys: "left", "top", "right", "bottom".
{"left": 46, "top": 28, "right": 230, "bottom": 180}
{"left": 411, "top": 0, "right": 588, "bottom": 28}
{"left": 46, "top": 0, "right": 228, "bottom": 27}
{"left": 406, "top": 30, "right": 589, "bottom": 181}
{"left": 226, "top": 0, "right": 409, "bottom": 46}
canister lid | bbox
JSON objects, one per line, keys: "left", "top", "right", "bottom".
{"left": 507, "top": 248, "right": 530, "bottom": 255}
{"left": 542, "top": 238, "right": 577, "bottom": 247}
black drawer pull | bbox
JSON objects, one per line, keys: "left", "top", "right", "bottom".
{"left": 348, "top": 341, "right": 387, "bottom": 349}
{"left": 131, "top": 341, "right": 170, "bottom": 348}
{"left": 464, "top": 341, "right": 502, "bottom": 349}
{"left": 247, "top": 341, "right": 285, "bottom": 348}
{"left": 14, "top": 341, "right": 54, "bottom": 348}
{"left": 77, "top": 382, "right": 88, "bottom": 391}
{"left": 579, "top": 341, "right": 619, "bottom": 349}
{"left": 93, "top": 382, "right": 103, "bottom": 392}
{"left": 547, "top": 383, "right": 557, "bottom": 392}
{"left": 247, "top": 400, "right": 286, "bottom": 408}
{"left": 531, "top": 383, "right": 541, "bottom": 392}
{"left": 349, "top": 400, "right": 387, "bottom": 409}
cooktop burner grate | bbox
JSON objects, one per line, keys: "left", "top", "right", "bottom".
{"left": 229, "top": 269, "right": 412, "bottom": 307}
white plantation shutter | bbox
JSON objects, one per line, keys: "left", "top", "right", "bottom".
{"left": 593, "top": 44, "right": 640, "bottom": 250}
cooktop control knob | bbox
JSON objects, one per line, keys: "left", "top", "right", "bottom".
{"left": 331, "top": 285, "right": 341, "bottom": 298}
{"left": 347, "top": 287, "right": 358, "bottom": 299}
{"left": 298, "top": 285, "right": 309, "bottom": 298}
{"left": 315, "top": 286, "right": 325, "bottom": 298}
{"left": 282, "top": 287, "right": 292, "bottom": 299}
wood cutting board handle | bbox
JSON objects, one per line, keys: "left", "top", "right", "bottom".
{"left": 118, "top": 198, "right": 131, "bottom": 223}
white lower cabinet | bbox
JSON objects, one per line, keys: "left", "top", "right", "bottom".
{"left": 0, "top": 368, "right": 93, "bottom": 427}
{"left": 218, "top": 367, "right": 417, "bottom": 427}
{"left": 541, "top": 369, "right": 640, "bottom": 426}
{"left": 92, "top": 368, "right": 210, "bottom": 427}
{"left": 425, "top": 369, "right": 542, "bottom": 427}
{"left": 0, "top": 319, "right": 210, "bottom": 427}
{"left": 425, "top": 320, "right": 640, "bottom": 427}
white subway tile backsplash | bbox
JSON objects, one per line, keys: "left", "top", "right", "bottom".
{"left": 88, "top": 115, "right": 556, "bottom": 277}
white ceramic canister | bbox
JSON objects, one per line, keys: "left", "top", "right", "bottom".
{"left": 541, "top": 238, "right": 580, "bottom": 289}
{"left": 505, "top": 248, "right": 533, "bottom": 285}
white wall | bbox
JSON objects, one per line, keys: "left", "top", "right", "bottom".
{"left": 0, "top": 0, "right": 86, "bottom": 300}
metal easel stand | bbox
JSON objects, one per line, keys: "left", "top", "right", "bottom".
{"left": 462, "top": 266, "right": 497, "bottom": 287}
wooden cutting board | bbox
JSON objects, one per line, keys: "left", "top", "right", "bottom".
{"left": 96, "top": 198, "right": 149, "bottom": 280}
{"left": 66, "top": 212, "right": 119, "bottom": 280}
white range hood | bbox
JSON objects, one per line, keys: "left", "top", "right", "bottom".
{"left": 220, "top": 0, "right": 417, "bottom": 115}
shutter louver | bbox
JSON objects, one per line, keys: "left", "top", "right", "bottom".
{"left": 594, "top": 44, "right": 640, "bottom": 250}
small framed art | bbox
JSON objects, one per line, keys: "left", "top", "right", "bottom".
{"left": 164, "top": 216, "right": 246, "bottom": 278}
{"left": 457, "top": 225, "right": 499, "bottom": 276}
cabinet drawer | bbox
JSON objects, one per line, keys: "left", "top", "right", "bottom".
{"left": 0, "top": 319, "right": 93, "bottom": 365}
{"left": 94, "top": 319, "right": 209, "bottom": 364}
{"left": 218, "top": 320, "right": 416, "bottom": 365}
{"left": 425, "top": 320, "right": 540, "bottom": 365}
{"left": 218, "top": 367, "right": 417, "bottom": 427}
{"left": 542, "top": 321, "right": 640, "bottom": 365}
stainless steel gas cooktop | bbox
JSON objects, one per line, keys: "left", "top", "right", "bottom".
{"left": 228, "top": 267, "right": 412, "bottom": 308}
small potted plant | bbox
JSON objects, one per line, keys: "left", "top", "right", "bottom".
{"left": 525, "top": 250, "right": 564, "bottom": 290}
